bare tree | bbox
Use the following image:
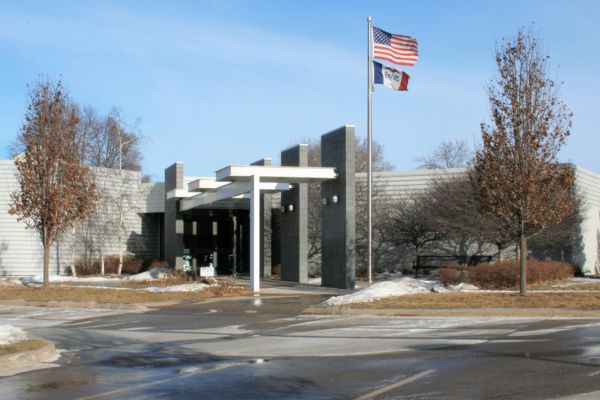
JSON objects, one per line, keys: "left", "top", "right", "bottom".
{"left": 416, "top": 139, "right": 472, "bottom": 169}
{"left": 76, "top": 108, "right": 143, "bottom": 275}
{"left": 388, "top": 192, "right": 445, "bottom": 257}
{"left": 528, "top": 206, "right": 583, "bottom": 264}
{"left": 426, "top": 172, "right": 514, "bottom": 259}
{"left": 81, "top": 107, "right": 142, "bottom": 172}
{"left": 9, "top": 80, "right": 98, "bottom": 287}
{"left": 473, "top": 28, "right": 576, "bottom": 295}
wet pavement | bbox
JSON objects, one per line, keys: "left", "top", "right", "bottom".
{"left": 1, "top": 294, "right": 600, "bottom": 399}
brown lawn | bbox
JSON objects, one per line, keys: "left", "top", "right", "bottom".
{"left": 0, "top": 283, "right": 251, "bottom": 304}
{"left": 346, "top": 292, "right": 600, "bottom": 310}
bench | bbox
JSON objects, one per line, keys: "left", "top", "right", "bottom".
{"left": 412, "top": 255, "right": 494, "bottom": 277}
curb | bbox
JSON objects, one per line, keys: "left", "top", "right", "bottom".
{"left": 303, "top": 306, "right": 600, "bottom": 318}
{"left": 0, "top": 299, "right": 150, "bottom": 311}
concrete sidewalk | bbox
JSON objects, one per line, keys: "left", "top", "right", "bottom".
{"left": 230, "top": 276, "right": 353, "bottom": 296}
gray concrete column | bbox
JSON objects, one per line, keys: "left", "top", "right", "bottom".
{"left": 250, "top": 158, "right": 273, "bottom": 278}
{"left": 164, "top": 162, "right": 185, "bottom": 270}
{"left": 280, "top": 145, "right": 308, "bottom": 283}
{"left": 321, "top": 126, "right": 356, "bottom": 289}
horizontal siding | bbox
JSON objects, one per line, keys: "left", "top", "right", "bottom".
{"left": 144, "top": 182, "right": 164, "bottom": 213}
{"left": 357, "top": 167, "right": 600, "bottom": 275}
{"left": 575, "top": 166, "right": 600, "bottom": 208}
{"left": 0, "top": 161, "right": 44, "bottom": 276}
{"left": 356, "top": 168, "right": 467, "bottom": 200}
{"left": 0, "top": 161, "right": 161, "bottom": 276}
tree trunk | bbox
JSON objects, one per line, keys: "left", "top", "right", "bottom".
{"left": 100, "top": 224, "right": 105, "bottom": 275}
{"left": 117, "top": 202, "right": 123, "bottom": 275}
{"left": 70, "top": 226, "right": 77, "bottom": 277}
{"left": 519, "top": 232, "right": 527, "bottom": 296}
{"left": 43, "top": 241, "right": 50, "bottom": 289}
{"left": 497, "top": 244, "right": 505, "bottom": 261}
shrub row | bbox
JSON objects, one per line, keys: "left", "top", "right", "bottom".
{"left": 74, "top": 255, "right": 167, "bottom": 276}
{"left": 440, "top": 260, "right": 576, "bottom": 290}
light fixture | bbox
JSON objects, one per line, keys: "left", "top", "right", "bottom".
{"left": 288, "top": 204, "right": 294, "bottom": 212}
{"left": 331, "top": 195, "right": 339, "bottom": 204}
{"left": 321, "top": 197, "right": 328, "bottom": 206}
{"left": 281, "top": 206, "right": 286, "bottom": 213}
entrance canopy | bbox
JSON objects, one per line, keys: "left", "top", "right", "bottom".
{"left": 167, "top": 164, "right": 337, "bottom": 292}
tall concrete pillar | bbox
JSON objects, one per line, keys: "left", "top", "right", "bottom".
{"left": 164, "top": 162, "right": 185, "bottom": 270}
{"left": 251, "top": 158, "right": 273, "bottom": 278}
{"left": 280, "top": 144, "right": 308, "bottom": 283}
{"left": 321, "top": 126, "right": 356, "bottom": 289}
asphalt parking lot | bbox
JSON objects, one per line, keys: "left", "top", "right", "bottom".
{"left": 1, "top": 294, "right": 600, "bottom": 399}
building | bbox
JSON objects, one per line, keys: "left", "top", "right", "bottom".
{"left": 1, "top": 125, "right": 599, "bottom": 288}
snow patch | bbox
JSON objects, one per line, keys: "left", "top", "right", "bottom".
{"left": 0, "top": 277, "right": 25, "bottom": 287}
{"left": 448, "top": 282, "right": 479, "bottom": 291}
{"left": 21, "top": 275, "right": 123, "bottom": 285}
{"left": 0, "top": 325, "right": 28, "bottom": 345}
{"left": 143, "top": 283, "right": 211, "bottom": 293}
{"left": 323, "top": 277, "right": 449, "bottom": 306}
{"left": 128, "top": 267, "right": 173, "bottom": 281}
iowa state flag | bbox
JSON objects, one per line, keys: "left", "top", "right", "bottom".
{"left": 373, "top": 61, "right": 409, "bottom": 91}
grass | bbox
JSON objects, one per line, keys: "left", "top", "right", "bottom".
{"left": 346, "top": 292, "right": 600, "bottom": 310}
{"left": 0, "top": 283, "right": 252, "bottom": 304}
{"left": 0, "top": 339, "right": 47, "bottom": 357}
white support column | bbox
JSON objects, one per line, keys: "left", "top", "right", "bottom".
{"left": 250, "top": 174, "right": 261, "bottom": 293}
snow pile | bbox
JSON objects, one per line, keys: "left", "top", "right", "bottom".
{"left": 448, "top": 282, "right": 479, "bottom": 291}
{"left": 128, "top": 267, "right": 173, "bottom": 281}
{"left": 323, "top": 277, "right": 448, "bottom": 306}
{"left": 0, "top": 325, "right": 27, "bottom": 345}
{"left": 0, "top": 278, "right": 24, "bottom": 287}
{"left": 144, "top": 283, "right": 211, "bottom": 293}
{"left": 21, "top": 275, "right": 122, "bottom": 285}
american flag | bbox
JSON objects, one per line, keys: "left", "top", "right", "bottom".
{"left": 372, "top": 26, "right": 418, "bottom": 67}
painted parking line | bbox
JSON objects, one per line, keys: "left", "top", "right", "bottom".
{"left": 353, "top": 369, "right": 436, "bottom": 400}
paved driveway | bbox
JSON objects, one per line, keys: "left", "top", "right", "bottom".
{"left": 1, "top": 295, "right": 600, "bottom": 399}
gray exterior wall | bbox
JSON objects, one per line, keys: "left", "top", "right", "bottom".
{"left": 356, "top": 166, "right": 600, "bottom": 275}
{"left": 280, "top": 145, "right": 308, "bottom": 283}
{"left": 321, "top": 126, "right": 356, "bottom": 289}
{"left": 0, "top": 160, "right": 161, "bottom": 276}
{"left": 0, "top": 160, "right": 44, "bottom": 276}
{"left": 575, "top": 166, "right": 600, "bottom": 275}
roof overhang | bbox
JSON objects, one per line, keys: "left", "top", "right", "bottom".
{"left": 176, "top": 164, "right": 337, "bottom": 212}
{"left": 216, "top": 165, "right": 337, "bottom": 183}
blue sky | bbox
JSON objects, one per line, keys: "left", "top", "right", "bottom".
{"left": 1, "top": 1, "right": 599, "bottom": 180}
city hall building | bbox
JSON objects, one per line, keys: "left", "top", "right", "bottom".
{"left": 1, "top": 125, "right": 600, "bottom": 290}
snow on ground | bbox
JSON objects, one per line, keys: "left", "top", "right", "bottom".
{"left": 143, "top": 283, "right": 212, "bottom": 293}
{"left": 0, "top": 278, "right": 24, "bottom": 287}
{"left": 21, "top": 275, "right": 123, "bottom": 285}
{"left": 0, "top": 325, "right": 28, "bottom": 345}
{"left": 324, "top": 277, "right": 450, "bottom": 306}
{"left": 551, "top": 277, "right": 600, "bottom": 287}
{"left": 128, "top": 267, "right": 173, "bottom": 281}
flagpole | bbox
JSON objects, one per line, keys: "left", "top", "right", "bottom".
{"left": 367, "top": 17, "right": 373, "bottom": 285}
